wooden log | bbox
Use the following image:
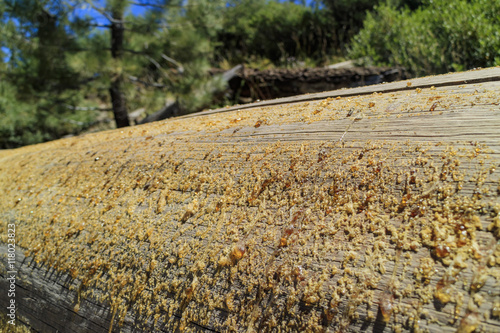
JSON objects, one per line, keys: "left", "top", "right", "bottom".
{"left": 138, "top": 100, "right": 182, "bottom": 124}
{"left": 230, "top": 66, "right": 407, "bottom": 101}
{"left": 1, "top": 68, "right": 500, "bottom": 333}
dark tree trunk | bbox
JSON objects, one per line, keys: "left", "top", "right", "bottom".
{"left": 109, "top": 7, "right": 130, "bottom": 128}
{"left": 109, "top": 80, "right": 129, "bottom": 128}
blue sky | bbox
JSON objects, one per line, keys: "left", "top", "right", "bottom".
{"left": 70, "top": 0, "right": 149, "bottom": 26}
{"left": 72, "top": 0, "right": 316, "bottom": 25}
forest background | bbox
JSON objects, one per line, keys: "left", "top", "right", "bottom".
{"left": 1, "top": 0, "right": 499, "bottom": 148}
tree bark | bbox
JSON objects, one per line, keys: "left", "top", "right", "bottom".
{"left": 109, "top": 79, "right": 129, "bottom": 128}
{"left": 109, "top": 5, "right": 130, "bottom": 128}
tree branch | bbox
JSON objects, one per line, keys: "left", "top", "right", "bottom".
{"left": 144, "top": 55, "right": 173, "bottom": 82}
{"left": 122, "top": 50, "right": 184, "bottom": 73}
{"left": 145, "top": 55, "right": 163, "bottom": 71}
{"left": 83, "top": 1, "right": 125, "bottom": 24}
{"left": 161, "top": 53, "right": 184, "bottom": 73}
{"left": 122, "top": 48, "right": 148, "bottom": 55}
{"left": 129, "top": 1, "right": 165, "bottom": 9}
{"left": 127, "top": 75, "right": 166, "bottom": 88}
{"left": 88, "top": 23, "right": 112, "bottom": 28}
{"left": 64, "top": 104, "right": 113, "bottom": 111}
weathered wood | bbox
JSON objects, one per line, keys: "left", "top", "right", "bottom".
{"left": 1, "top": 68, "right": 500, "bottom": 333}
{"left": 194, "top": 67, "right": 500, "bottom": 118}
{"left": 138, "top": 100, "right": 182, "bottom": 124}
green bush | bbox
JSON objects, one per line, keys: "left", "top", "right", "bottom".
{"left": 0, "top": 82, "right": 44, "bottom": 148}
{"left": 349, "top": 0, "right": 500, "bottom": 76}
{"left": 0, "top": 81, "right": 97, "bottom": 149}
{"left": 217, "top": 0, "right": 334, "bottom": 65}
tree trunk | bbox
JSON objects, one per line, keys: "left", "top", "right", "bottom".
{"left": 109, "top": 6, "right": 129, "bottom": 128}
{"left": 109, "top": 79, "right": 129, "bottom": 128}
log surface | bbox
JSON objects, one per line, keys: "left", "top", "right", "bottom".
{"left": 1, "top": 68, "right": 500, "bottom": 333}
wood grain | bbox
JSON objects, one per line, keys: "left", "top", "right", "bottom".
{"left": 1, "top": 68, "right": 499, "bottom": 333}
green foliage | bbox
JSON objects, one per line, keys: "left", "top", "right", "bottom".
{"left": 321, "top": 0, "right": 381, "bottom": 52}
{"left": 148, "top": 0, "right": 226, "bottom": 111}
{"left": 217, "top": 0, "right": 425, "bottom": 66}
{"left": 0, "top": 0, "right": 98, "bottom": 148}
{"left": 0, "top": 81, "right": 41, "bottom": 148}
{"left": 349, "top": 0, "right": 500, "bottom": 76}
{"left": 321, "top": 0, "right": 424, "bottom": 54}
{"left": 0, "top": 0, "right": 225, "bottom": 147}
{"left": 218, "top": 0, "right": 333, "bottom": 65}
{"left": 2, "top": 0, "right": 499, "bottom": 148}
{"left": 0, "top": 80, "right": 97, "bottom": 149}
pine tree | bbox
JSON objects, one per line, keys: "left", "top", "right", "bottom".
{"left": 1, "top": 0, "right": 92, "bottom": 148}
{"left": 1, "top": 0, "right": 226, "bottom": 145}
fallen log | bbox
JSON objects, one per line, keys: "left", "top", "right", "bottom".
{"left": 139, "top": 65, "right": 244, "bottom": 124}
{"left": 1, "top": 68, "right": 500, "bottom": 333}
{"left": 227, "top": 66, "right": 407, "bottom": 102}
{"left": 138, "top": 100, "right": 182, "bottom": 124}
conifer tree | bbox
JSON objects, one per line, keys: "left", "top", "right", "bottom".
{"left": 1, "top": 0, "right": 226, "bottom": 138}
{"left": 1, "top": 0, "right": 90, "bottom": 147}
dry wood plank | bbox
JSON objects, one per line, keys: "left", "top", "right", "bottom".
{"left": 1, "top": 68, "right": 500, "bottom": 333}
